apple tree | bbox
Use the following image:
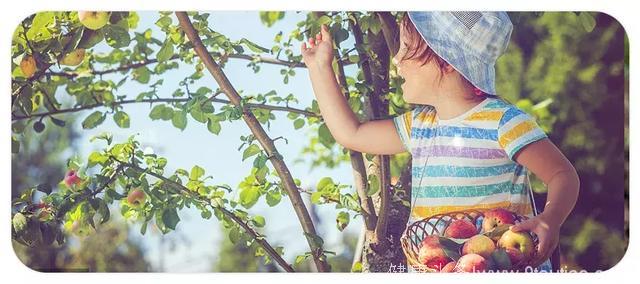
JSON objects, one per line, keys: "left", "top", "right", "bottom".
{"left": 12, "top": 11, "right": 578, "bottom": 272}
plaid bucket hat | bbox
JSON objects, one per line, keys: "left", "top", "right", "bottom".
{"left": 407, "top": 11, "right": 513, "bottom": 96}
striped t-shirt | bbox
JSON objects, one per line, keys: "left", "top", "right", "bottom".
{"left": 393, "top": 97, "right": 547, "bottom": 224}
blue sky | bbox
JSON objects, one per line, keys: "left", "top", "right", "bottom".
{"left": 67, "top": 11, "right": 363, "bottom": 272}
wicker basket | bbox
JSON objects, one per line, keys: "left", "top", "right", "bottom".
{"left": 400, "top": 209, "right": 538, "bottom": 272}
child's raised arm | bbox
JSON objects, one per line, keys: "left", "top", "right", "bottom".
{"left": 301, "top": 24, "right": 406, "bottom": 155}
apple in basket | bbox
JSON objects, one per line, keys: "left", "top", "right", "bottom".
{"left": 482, "top": 208, "right": 516, "bottom": 233}
{"left": 454, "top": 253, "right": 488, "bottom": 272}
{"left": 444, "top": 219, "right": 477, "bottom": 239}
{"left": 418, "top": 235, "right": 453, "bottom": 270}
{"left": 461, "top": 234, "right": 496, "bottom": 259}
{"left": 440, "top": 261, "right": 457, "bottom": 273}
{"left": 497, "top": 230, "right": 535, "bottom": 265}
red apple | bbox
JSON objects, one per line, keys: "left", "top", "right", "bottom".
{"left": 418, "top": 236, "right": 452, "bottom": 270}
{"left": 64, "top": 170, "right": 82, "bottom": 187}
{"left": 482, "top": 208, "right": 516, "bottom": 233}
{"left": 444, "top": 219, "right": 477, "bottom": 239}
{"left": 461, "top": 234, "right": 496, "bottom": 258}
{"left": 454, "top": 253, "right": 488, "bottom": 272}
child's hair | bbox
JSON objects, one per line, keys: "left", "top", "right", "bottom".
{"left": 399, "top": 13, "right": 487, "bottom": 97}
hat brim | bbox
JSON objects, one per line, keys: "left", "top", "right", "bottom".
{"left": 408, "top": 12, "right": 497, "bottom": 96}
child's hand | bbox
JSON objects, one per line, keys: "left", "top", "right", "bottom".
{"left": 300, "top": 24, "right": 334, "bottom": 69}
{"left": 509, "top": 213, "right": 561, "bottom": 268}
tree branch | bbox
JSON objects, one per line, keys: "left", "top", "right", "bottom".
{"left": 376, "top": 12, "right": 400, "bottom": 57}
{"left": 176, "top": 11, "right": 330, "bottom": 272}
{"left": 44, "top": 51, "right": 354, "bottom": 79}
{"left": 11, "top": 94, "right": 320, "bottom": 122}
{"left": 114, "top": 159, "right": 295, "bottom": 272}
{"left": 330, "top": 27, "right": 378, "bottom": 231}
{"left": 350, "top": 14, "right": 393, "bottom": 250}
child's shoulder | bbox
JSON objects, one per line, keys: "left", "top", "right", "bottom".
{"left": 479, "top": 97, "right": 533, "bottom": 125}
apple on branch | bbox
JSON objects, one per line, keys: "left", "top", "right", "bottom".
{"left": 127, "top": 188, "right": 147, "bottom": 209}
{"left": 64, "top": 170, "right": 83, "bottom": 188}
{"left": 20, "top": 55, "right": 37, "bottom": 78}
{"left": 60, "top": 49, "right": 86, "bottom": 66}
{"left": 78, "top": 11, "right": 110, "bottom": 30}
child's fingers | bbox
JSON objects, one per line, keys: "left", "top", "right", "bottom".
{"left": 301, "top": 42, "right": 307, "bottom": 53}
{"left": 320, "top": 24, "right": 331, "bottom": 40}
{"left": 308, "top": 37, "right": 316, "bottom": 48}
{"left": 315, "top": 33, "right": 322, "bottom": 42}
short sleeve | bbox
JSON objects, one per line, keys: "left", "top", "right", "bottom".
{"left": 393, "top": 109, "right": 413, "bottom": 152}
{"left": 497, "top": 107, "right": 548, "bottom": 161}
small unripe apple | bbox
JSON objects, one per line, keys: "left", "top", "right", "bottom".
{"left": 64, "top": 170, "right": 82, "bottom": 187}
{"left": 127, "top": 188, "right": 146, "bottom": 208}
{"left": 78, "top": 11, "right": 110, "bottom": 30}
{"left": 60, "top": 49, "right": 85, "bottom": 66}
{"left": 20, "top": 56, "right": 37, "bottom": 78}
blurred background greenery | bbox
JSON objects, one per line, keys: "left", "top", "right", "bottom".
{"left": 11, "top": 11, "right": 627, "bottom": 272}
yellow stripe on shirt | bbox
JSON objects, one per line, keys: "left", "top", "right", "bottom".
{"left": 411, "top": 201, "right": 534, "bottom": 220}
{"left": 499, "top": 120, "right": 536, "bottom": 149}
{"left": 465, "top": 110, "right": 503, "bottom": 121}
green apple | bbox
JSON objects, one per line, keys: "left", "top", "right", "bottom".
{"left": 60, "top": 49, "right": 85, "bottom": 66}
{"left": 497, "top": 230, "right": 535, "bottom": 265}
{"left": 78, "top": 11, "right": 110, "bottom": 30}
{"left": 461, "top": 234, "right": 496, "bottom": 258}
{"left": 20, "top": 56, "right": 36, "bottom": 78}
{"left": 127, "top": 188, "right": 147, "bottom": 208}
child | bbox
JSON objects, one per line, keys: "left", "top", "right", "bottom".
{"left": 301, "top": 12, "right": 579, "bottom": 271}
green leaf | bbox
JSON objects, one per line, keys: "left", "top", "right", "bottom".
{"left": 265, "top": 190, "right": 281, "bottom": 207}
{"left": 239, "top": 186, "right": 260, "bottom": 209}
{"left": 88, "top": 152, "right": 108, "bottom": 167}
{"left": 12, "top": 213, "right": 28, "bottom": 233}
{"left": 26, "top": 12, "right": 54, "bottom": 41}
{"left": 97, "top": 199, "right": 110, "bottom": 224}
{"left": 259, "top": 11, "right": 284, "bottom": 27}
{"left": 242, "top": 144, "right": 261, "bottom": 161}
{"left": 318, "top": 123, "right": 336, "bottom": 149}
{"left": 113, "top": 111, "right": 130, "bottom": 128}
{"left": 162, "top": 208, "right": 180, "bottom": 230}
{"left": 366, "top": 174, "right": 380, "bottom": 196}
{"left": 206, "top": 117, "right": 221, "bottom": 134}
{"left": 157, "top": 40, "right": 174, "bottom": 62}
{"left": 483, "top": 224, "right": 511, "bottom": 240}
{"left": 103, "top": 25, "right": 131, "bottom": 48}
{"left": 438, "top": 237, "right": 463, "bottom": 261}
{"left": 140, "top": 221, "right": 148, "bottom": 235}
{"left": 293, "top": 118, "right": 305, "bottom": 129}
{"left": 578, "top": 12, "right": 596, "bottom": 33}
{"left": 149, "top": 105, "right": 165, "bottom": 120}
{"left": 316, "top": 177, "right": 334, "bottom": 191}
{"left": 133, "top": 66, "right": 151, "bottom": 84}
{"left": 252, "top": 215, "right": 266, "bottom": 227}
{"left": 82, "top": 111, "right": 106, "bottom": 129}
{"left": 190, "top": 165, "right": 205, "bottom": 180}
{"left": 172, "top": 110, "right": 188, "bottom": 130}
{"left": 36, "top": 183, "right": 52, "bottom": 195}
{"left": 336, "top": 211, "right": 350, "bottom": 231}
{"left": 239, "top": 38, "right": 270, "bottom": 53}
